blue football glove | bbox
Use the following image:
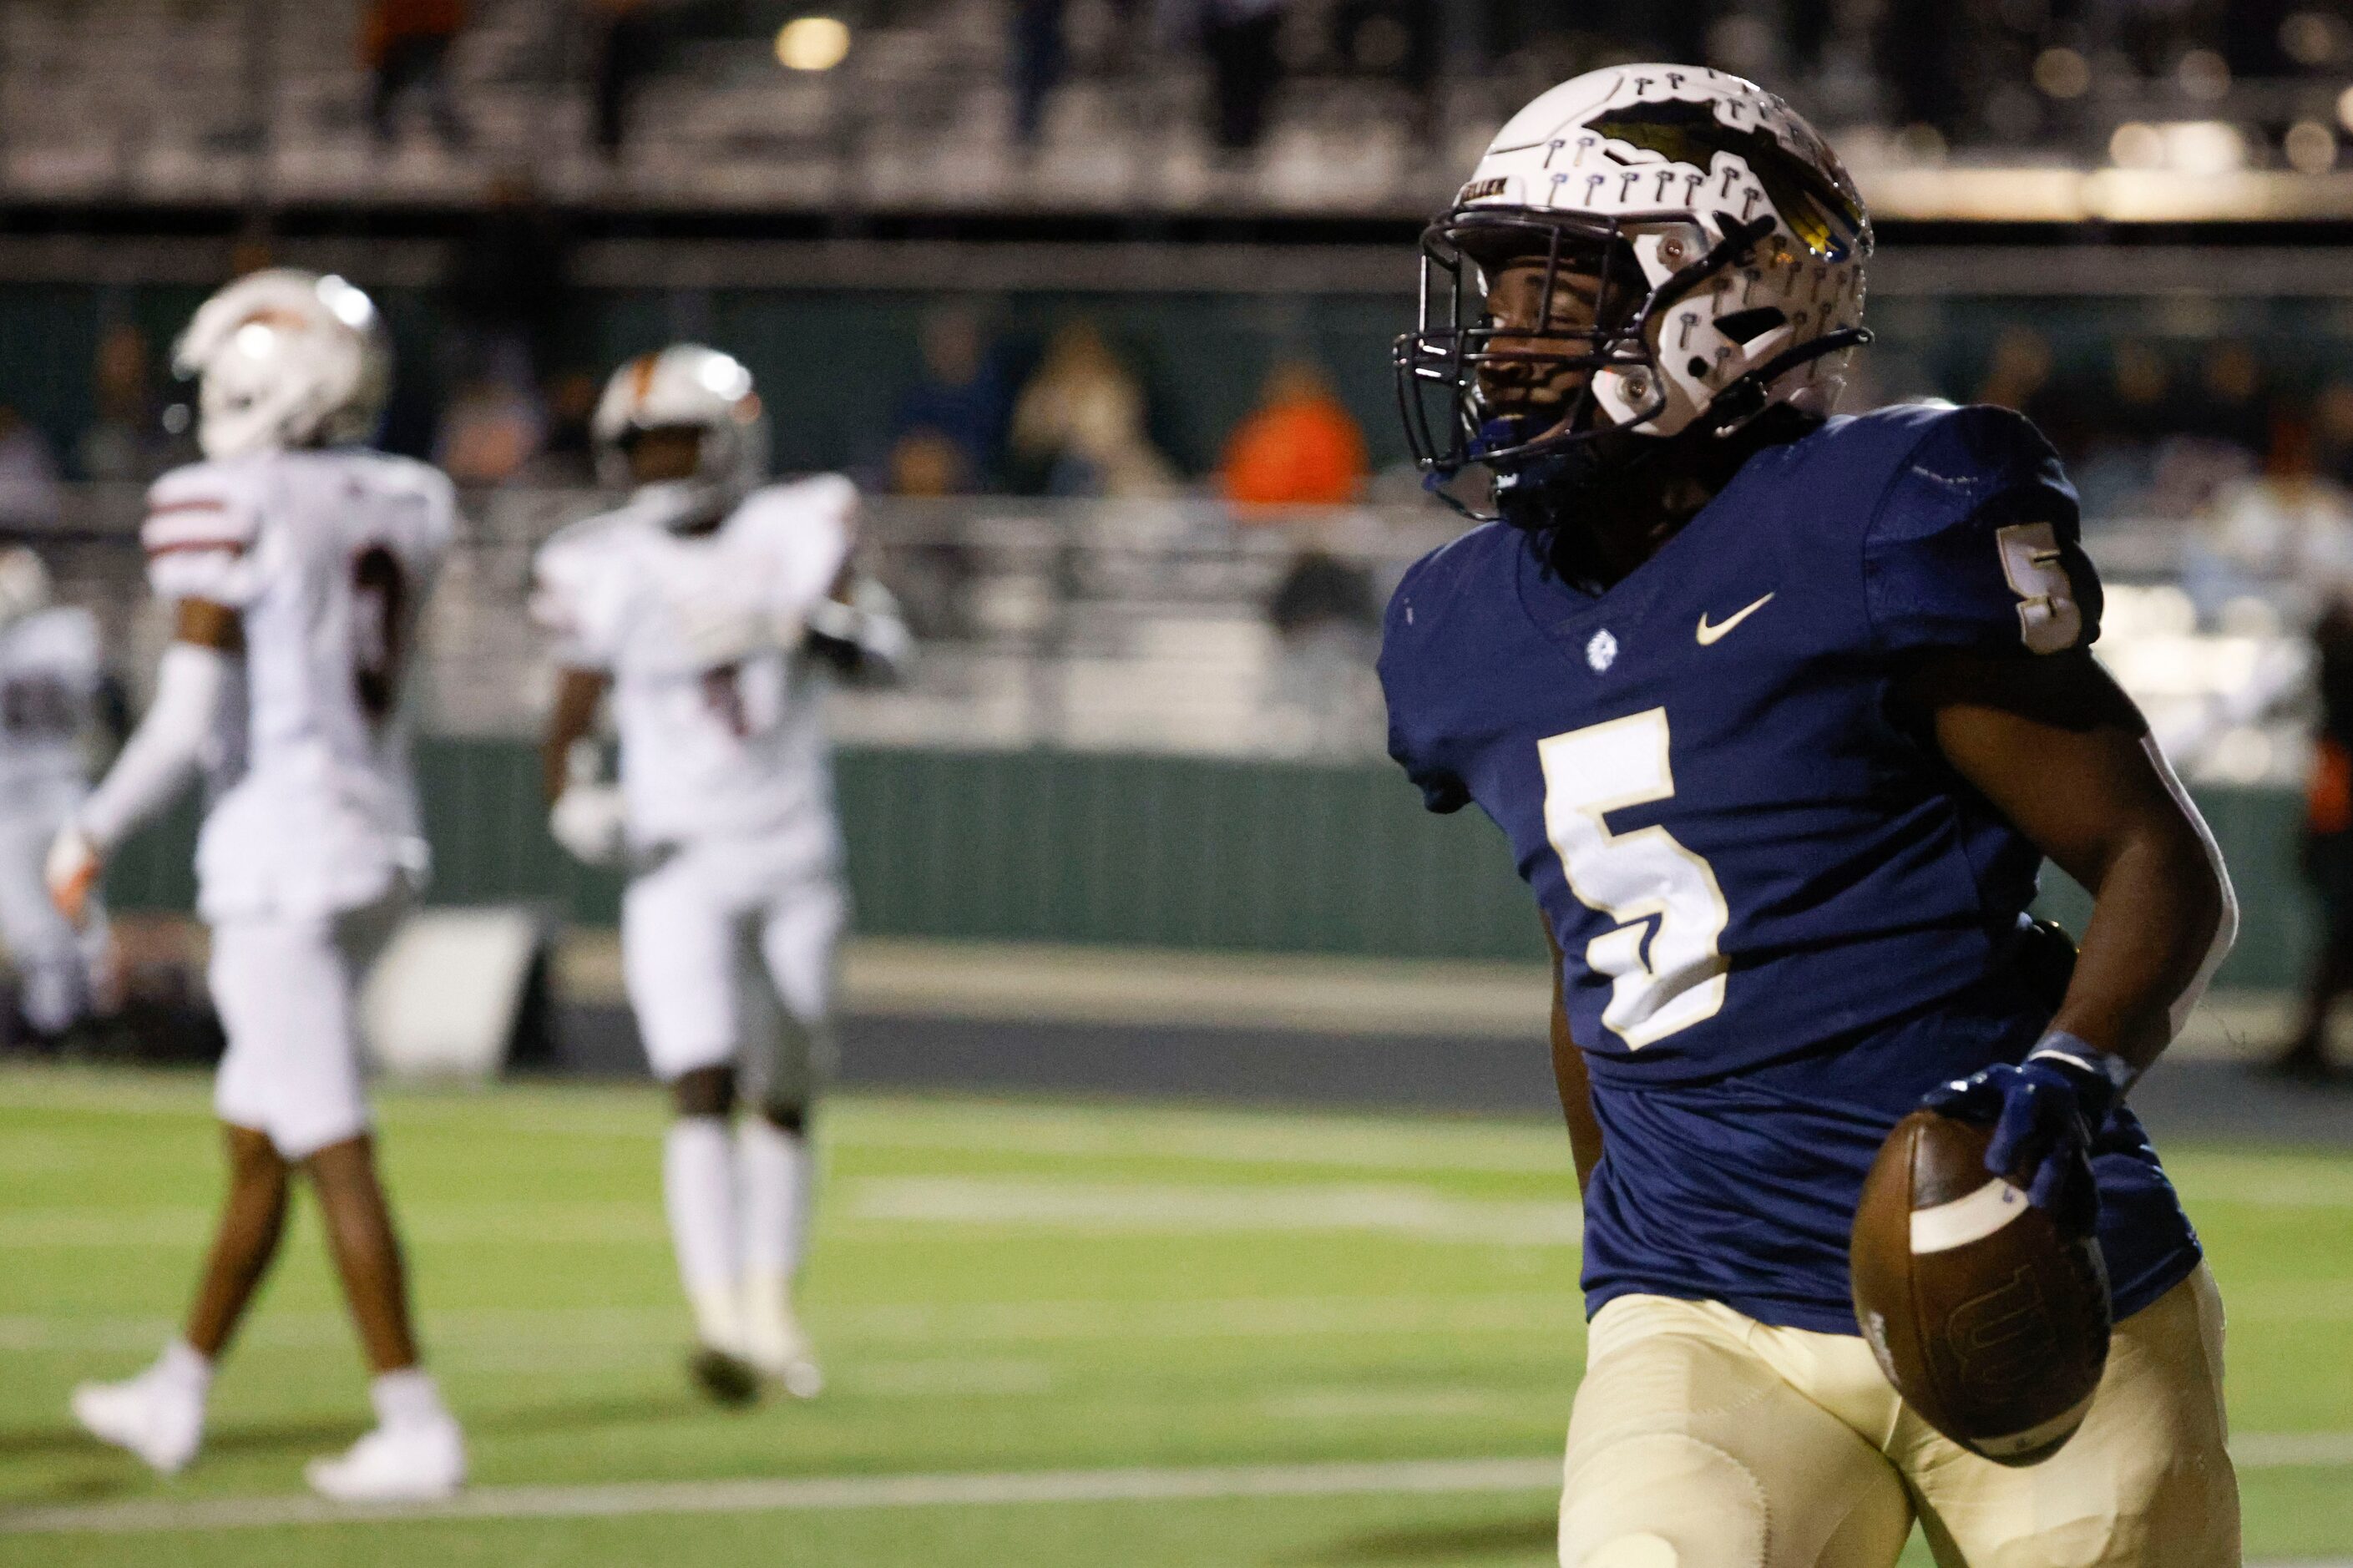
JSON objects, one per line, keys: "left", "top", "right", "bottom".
{"left": 1919, "top": 1034, "right": 2134, "bottom": 1238}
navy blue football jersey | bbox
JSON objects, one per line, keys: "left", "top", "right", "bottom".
{"left": 1379, "top": 402, "right": 2201, "bottom": 1335}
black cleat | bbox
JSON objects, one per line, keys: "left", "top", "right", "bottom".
{"left": 689, "top": 1347, "right": 762, "bottom": 1408}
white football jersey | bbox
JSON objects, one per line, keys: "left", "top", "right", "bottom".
{"left": 144, "top": 449, "right": 455, "bottom": 921}
{"left": 533, "top": 477, "right": 855, "bottom": 859}
{"left": 0, "top": 604, "right": 101, "bottom": 810}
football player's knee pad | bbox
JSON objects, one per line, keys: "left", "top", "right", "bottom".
{"left": 1560, "top": 1434, "right": 1767, "bottom": 1568}
{"left": 759, "top": 1100, "right": 807, "bottom": 1135}
{"left": 671, "top": 1063, "right": 736, "bottom": 1119}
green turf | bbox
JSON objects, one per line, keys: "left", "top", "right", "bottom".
{"left": 0, "top": 1066, "right": 2347, "bottom": 1565}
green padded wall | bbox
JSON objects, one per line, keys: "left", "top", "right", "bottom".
{"left": 104, "top": 741, "right": 2310, "bottom": 989}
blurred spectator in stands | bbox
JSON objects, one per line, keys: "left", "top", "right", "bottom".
{"left": 1166, "top": 0, "right": 1289, "bottom": 153}
{"left": 2284, "top": 594, "right": 2353, "bottom": 1079}
{"left": 531, "top": 370, "right": 604, "bottom": 485}
{"left": 887, "top": 307, "right": 1010, "bottom": 494}
{"left": 1263, "top": 548, "right": 1385, "bottom": 756}
{"left": 1335, "top": 0, "right": 1440, "bottom": 141}
{"left": 365, "top": 0, "right": 470, "bottom": 150}
{"left": 2105, "top": 341, "right": 2177, "bottom": 448}
{"left": 588, "top": 0, "right": 661, "bottom": 160}
{"left": 1220, "top": 360, "right": 1368, "bottom": 510}
{"left": 436, "top": 377, "right": 544, "bottom": 487}
{"left": 442, "top": 172, "right": 575, "bottom": 389}
{"left": 1876, "top": 2, "right": 1968, "bottom": 142}
{"left": 1009, "top": 320, "right": 1175, "bottom": 497}
{"left": 2191, "top": 339, "right": 2275, "bottom": 458}
{"left": 2315, "top": 380, "right": 2353, "bottom": 490}
{"left": 2066, "top": 341, "right": 2178, "bottom": 517}
{"left": 76, "top": 324, "right": 167, "bottom": 484}
{"left": 1974, "top": 326, "right": 2077, "bottom": 451}
{"left": 0, "top": 407, "right": 61, "bottom": 531}
{"left": 228, "top": 214, "right": 277, "bottom": 280}
{"left": 1011, "top": 0, "right": 1066, "bottom": 149}
{"left": 2186, "top": 418, "right": 2353, "bottom": 625}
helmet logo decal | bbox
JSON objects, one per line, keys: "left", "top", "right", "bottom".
{"left": 1585, "top": 98, "right": 1866, "bottom": 262}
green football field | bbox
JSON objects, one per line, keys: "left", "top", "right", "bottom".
{"left": 1, "top": 1065, "right": 2349, "bottom": 1566}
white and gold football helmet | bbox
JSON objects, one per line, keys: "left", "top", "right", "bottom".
{"left": 1396, "top": 64, "right": 1872, "bottom": 487}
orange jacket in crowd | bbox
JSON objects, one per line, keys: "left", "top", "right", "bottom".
{"left": 1219, "top": 380, "right": 1368, "bottom": 509}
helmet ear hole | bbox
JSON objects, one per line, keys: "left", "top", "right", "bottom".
{"left": 1714, "top": 306, "right": 1790, "bottom": 346}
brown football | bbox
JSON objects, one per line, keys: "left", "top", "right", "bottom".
{"left": 1850, "top": 1108, "right": 2112, "bottom": 1466}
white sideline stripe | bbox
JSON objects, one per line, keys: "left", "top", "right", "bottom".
{"left": 1909, "top": 1179, "right": 2031, "bottom": 1255}
{"left": 0, "top": 1456, "right": 1566, "bottom": 1536}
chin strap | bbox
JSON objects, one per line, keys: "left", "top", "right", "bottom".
{"left": 1696, "top": 326, "right": 1874, "bottom": 439}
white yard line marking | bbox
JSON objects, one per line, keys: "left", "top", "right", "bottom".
{"left": 2234, "top": 1430, "right": 2353, "bottom": 1467}
{"left": 0, "top": 1179, "right": 1583, "bottom": 1251}
{"left": 5, "top": 1442, "right": 2350, "bottom": 1539}
{"left": 3, "top": 1456, "right": 1564, "bottom": 1535}
{"left": 0, "top": 1292, "right": 1582, "bottom": 1356}
{"left": 848, "top": 1177, "right": 1583, "bottom": 1245}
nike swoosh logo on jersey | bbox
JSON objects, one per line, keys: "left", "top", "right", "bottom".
{"left": 1696, "top": 593, "right": 1775, "bottom": 645}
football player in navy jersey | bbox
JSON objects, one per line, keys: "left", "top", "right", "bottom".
{"left": 1381, "top": 67, "right": 2239, "bottom": 1566}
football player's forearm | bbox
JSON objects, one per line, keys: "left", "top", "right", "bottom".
{"left": 77, "top": 641, "right": 229, "bottom": 850}
{"left": 541, "top": 669, "right": 610, "bottom": 806}
{"left": 2050, "top": 813, "right": 2231, "bottom": 1074}
{"left": 1915, "top": 649, "right": 2234, "bottom": 1075}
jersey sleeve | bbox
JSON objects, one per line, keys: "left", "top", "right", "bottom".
{"left": 743, "top": 474, "right": 858, "bottom": 619}
{"left": 142, "top": 463, "right": 266, "bottom": 608}
{"left": 1377, "top": 551, "right": 1474, "bottom": 816}
{"left": 531, "top": 524, "right": 632, "bottom": 671}
{"left": 1861, "top": 404, "right": 2100, "bottom": 659}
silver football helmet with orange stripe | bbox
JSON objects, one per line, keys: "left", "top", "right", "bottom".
{"left": 591, "top": 345, "right": 770, "bottom": 517}
{"left": 175, "top": 269, "right": 390, "bottom": 460}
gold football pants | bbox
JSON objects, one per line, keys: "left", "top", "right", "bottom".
{"left": 1559, "top": 1265, "right": 2238, "bottom": 1568}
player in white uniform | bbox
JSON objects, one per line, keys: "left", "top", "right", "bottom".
{"left": 48, "top": 270, "right": 467, "bottom": 1501}
{"left": 0, "top": 549, "right": 114, "bottom": 1039}
{"left": 534, "top": 345, "right": 908, "bottom": 1403}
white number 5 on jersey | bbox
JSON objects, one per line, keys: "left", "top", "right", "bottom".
{"left": 1539, "top": 708, "right": 1730, "bottom": 1049}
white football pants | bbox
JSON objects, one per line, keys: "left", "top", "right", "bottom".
{"left": 0, "top": 795, "right": 110, "bottom": 1034}
{"left": 621, "top": 834, "right": 845, "bottom": 1103}
{"left": 210, "top": 889, "right": 407, "bottom": 1160}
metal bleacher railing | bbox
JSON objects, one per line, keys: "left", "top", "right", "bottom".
{"left": 37, "top": 479, "right": 2315, "bottom": 783}
{"left": 43, "top": 480, "right": 1460, "bottom": 758}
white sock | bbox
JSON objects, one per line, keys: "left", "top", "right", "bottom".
{"left": 736, "top": 1116, "right": 813, "bottom": 1282}
{"left": 155, "top": 1338, "right": 213, "bottom": 1398}
{"left": 665, "top": 1116, "right": 742, "bottom": 1353}
{"left": 737, "top": 1117, "right": 814, "bottom": 1362}
{"left": 370, "top": 1367, "right": 450, "bottom": 1432}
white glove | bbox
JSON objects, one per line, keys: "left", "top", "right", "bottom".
{"left": 45, "top": 823, "right": 102, "bottom": 927}
{"left": 549, "top": 785, "right": 629, "bottom": 867}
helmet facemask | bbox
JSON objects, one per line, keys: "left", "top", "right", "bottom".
{"left": 1397, "top": 208, "right": 1803, "bottom": 497}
